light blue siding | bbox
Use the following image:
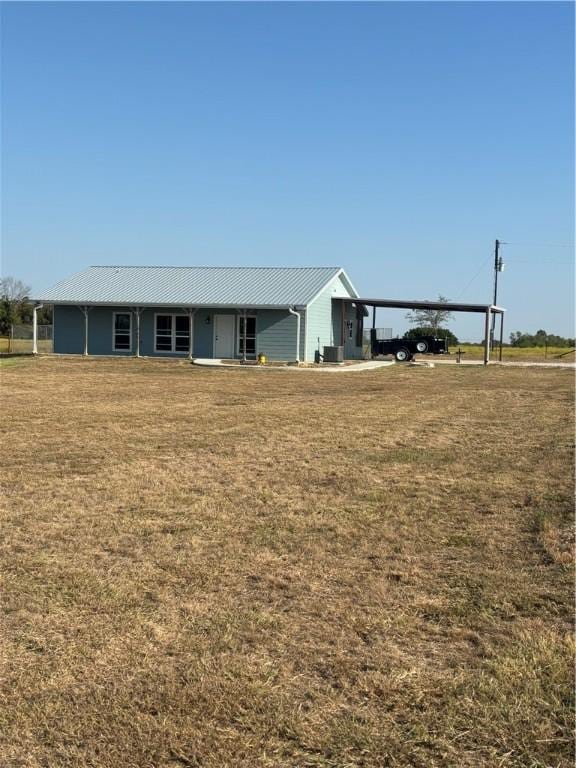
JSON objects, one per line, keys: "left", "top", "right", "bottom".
{"left": 53, "top": 305, "right": 86, "bottom": 355}
{"left": 257, "top": 309, "right": 305, "bottom": 362}
{"left": 53, "top": 305, "right": 307, "bottom": 361}
{"left": 90, "top": 307, "right": 134, "bottom": 356}
{"left": 305, "top": 274, "right": 363, "bottom": 361}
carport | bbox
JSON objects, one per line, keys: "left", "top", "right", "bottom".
{"left": 339, "top": 298, "right": 506, "bottom": 365}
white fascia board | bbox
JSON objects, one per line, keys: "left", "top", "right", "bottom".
{"left": 304, "top": 267, "right": 358, "bottom": 309}
{"left": 336, "top": 269, "right": 360, "bottom": 299}
{"left": 39, "top": 300, "right": 309, "bottom": 310}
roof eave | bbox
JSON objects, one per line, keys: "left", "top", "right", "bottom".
{"left": 35, "top": 299, "right": 309, "bottom": 311}
{"left": 339, "top": 298, "right": 506, "bottom": 314}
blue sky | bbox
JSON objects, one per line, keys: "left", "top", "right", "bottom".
{"left": 1, "top": 1, "right": 573, "bottom": 340}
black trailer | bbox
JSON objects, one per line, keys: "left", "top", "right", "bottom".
{"left": 371, "top": 332, "right": 448, "bottom": 362}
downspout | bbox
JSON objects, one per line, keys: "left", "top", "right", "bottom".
{"left": 83, "top": 307, "right": 89, "bottom": 356}
{"left": 32, "top": 304, "right": 43, "bottom": 355}
{"left": 134, "top": 308, "right": 142, "bottom": 358}
{"left": 288, "top": 306, "right": 301, "bottom": 364}
{"left": 78, "top": 305, "right": 91, "bottom": 356}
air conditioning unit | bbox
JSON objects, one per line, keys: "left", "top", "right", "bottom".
{"left": 323, "top": 345, "right": 344, "bottom": 363}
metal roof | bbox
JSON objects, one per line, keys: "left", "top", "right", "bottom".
{"left": 342, "top": 298, "right": 505, "bottom": 314}
{"left": 36, "top": 265, "right": 354, "bottom": 308}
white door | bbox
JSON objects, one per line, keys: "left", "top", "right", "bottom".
{"left": 214, "top": 314, "right": 235, "bottom": 358}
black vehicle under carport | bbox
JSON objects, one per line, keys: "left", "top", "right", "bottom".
{"left": 371, "top": 333, "right": 448, "bottom": 361}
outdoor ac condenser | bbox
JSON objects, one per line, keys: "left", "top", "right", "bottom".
{"left": 323, "top": 346, "right": 344, "bottom": 363}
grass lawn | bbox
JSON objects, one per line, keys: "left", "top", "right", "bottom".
{"left": 0, "top": 338, "right": 52, "bottom": 354}
{"left": 1, "top": 357, "right": 574, "bottom": 768}
{"left": 449, "top": 344, "right": 575, "bottom": 362}
{"left": 0, "top": 357, "right": 35, "bottom": 368}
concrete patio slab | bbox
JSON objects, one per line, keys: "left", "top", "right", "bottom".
{"left": 192, "top": 359, "right": 395, "bottom": 372}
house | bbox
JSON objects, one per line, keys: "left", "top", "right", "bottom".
{"left": 35, "top": 266, "right": 366, "bottom": 362}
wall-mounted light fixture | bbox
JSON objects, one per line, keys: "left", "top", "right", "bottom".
{"left": 205, "top": 315, "right": 211, "bottom": 325}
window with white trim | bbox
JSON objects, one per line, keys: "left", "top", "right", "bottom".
{"left": 237, "top": 316, "right": 256, "bottom": 356}
{"left": 113, "top": 312, "right": 132, "bottom": 351}
{"left": 155, "top": 314, "right": 190, "bottom": 353}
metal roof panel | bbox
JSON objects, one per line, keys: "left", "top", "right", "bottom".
{"left": 37, "top": 266, "right": 353, "bottom": 307}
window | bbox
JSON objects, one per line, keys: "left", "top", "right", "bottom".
{"left": 175, "top": 316, "right": 190, "bottom": 352}
{"left": 156, "top": 315, "right": 173, "bottom": 351}
{"left": 155, "top": 314, "right": 190, "bottom": 353}
{"left": 113, "top": 312, "right": 132, "bottom": 351}
{"left": 237, "top": 316, "right": 256, "bottom": 355}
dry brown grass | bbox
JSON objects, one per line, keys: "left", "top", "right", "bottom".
{"left": 449, "top": 345, "right": 575, "bottom": 362}
{"left": 1, "top": 357, "right": 574, "bottom": 768}
{"left": 0, "top": 338, "right": 52, "bottom": 354}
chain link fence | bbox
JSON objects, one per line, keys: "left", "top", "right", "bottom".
{"left": 362, "top": 328, "right": 393, "bottom": 357}
{"left": 0, "top": 324, "right": 53, "bottom": 354}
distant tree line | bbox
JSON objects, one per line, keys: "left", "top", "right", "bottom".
{"left": 509, "top": 330, "right": 575, "bottom": 348}
{"left": 0, "top": 277, "right": 52, "bottom": 336}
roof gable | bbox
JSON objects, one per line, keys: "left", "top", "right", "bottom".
{"left": 36, "top": 266, "right": 348, "bottom": 308}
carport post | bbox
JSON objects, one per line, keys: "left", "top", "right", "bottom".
{"left": 499, "top": 312, "right": 504, "bottom": 362}
{"left": 483, "top": 308, "right": 491, "bottom": 365}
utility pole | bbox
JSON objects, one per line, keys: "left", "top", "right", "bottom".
{"left": 491, "top": 239, "right": 504, "bottom": 349}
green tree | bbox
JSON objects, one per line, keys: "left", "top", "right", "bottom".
{"left": 0, "top": 277, "right": 32, "bottom": 335}
{"left": 405, "top": 295, "right": 454, "bottom": 334}
{"left": 404, "top": 326, "right": 458, "bottom": 345}
{"left": 37, "top": 305, "right": 53, "bottom": 325}
{"left": 510, "top": 330, "right": 575, "bottom": 347}
{"left": 0, "top": 297, "right": 17, "bottom": 336}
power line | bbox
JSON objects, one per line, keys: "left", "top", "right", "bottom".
{"left": 503, "top": 242, "right": 574, "bottom": 249}
{"left": 503, "top": 258, "right": 573, "bottom": 264}
{"left": 455, "top": 247, "right": 572, "bottom": 301}
{"left": 455, "top": 254, "right": 493, "bottom": 300}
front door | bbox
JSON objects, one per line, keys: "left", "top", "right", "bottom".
{"left": 214, "top": 314, "right": 235, "bottom": 358}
